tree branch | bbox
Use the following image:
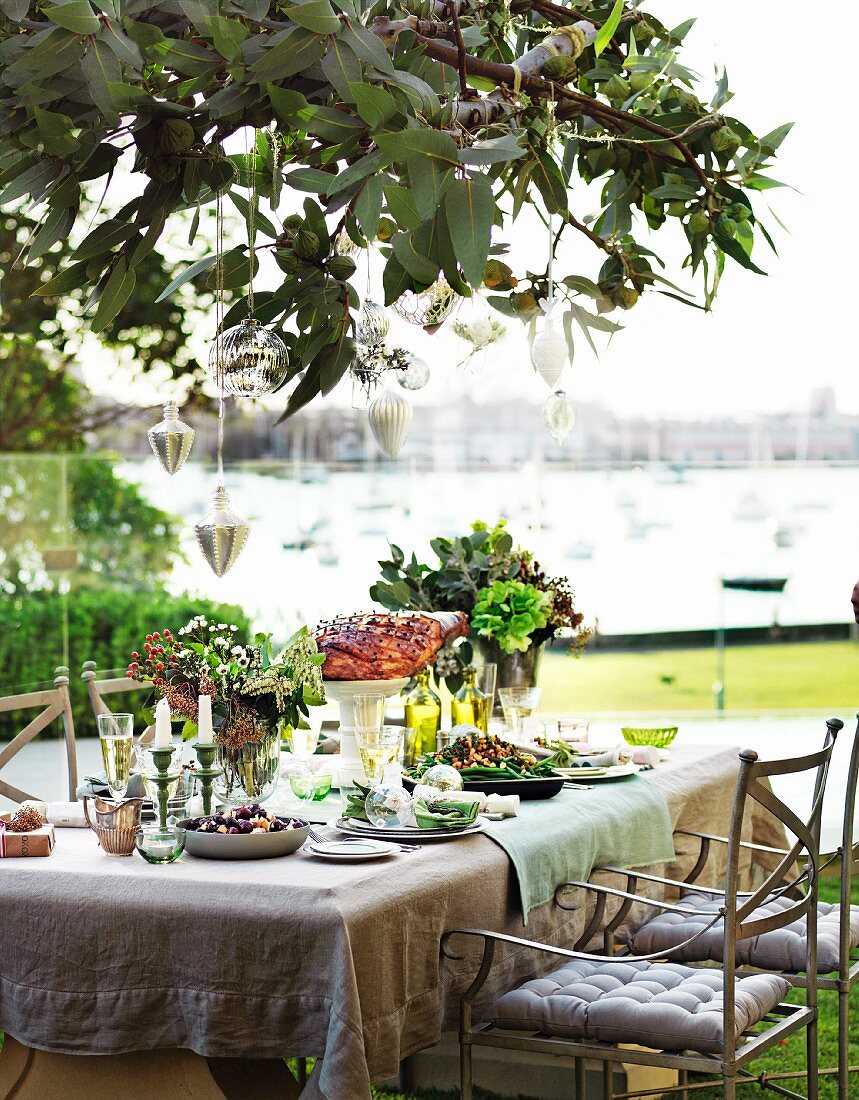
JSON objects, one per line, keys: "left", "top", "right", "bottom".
{"left": 449, "top": 2, "right": 468, "bottom": 98}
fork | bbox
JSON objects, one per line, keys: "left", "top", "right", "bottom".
{"left": 308, "top": 827, "right": 419, "bottom": 853}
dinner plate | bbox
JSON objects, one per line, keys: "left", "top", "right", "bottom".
{"left": 557, "top": 763, "right": 641, "bottom": 781}
{"left": 335, "top": 817, "right": 485, "bottom": 842}
{"left": 306, "top": 839, "right": 396, "bottom": 861}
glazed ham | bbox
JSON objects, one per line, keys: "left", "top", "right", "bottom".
{"left": 314, "top": 611, "right": 468, "bottom": 681}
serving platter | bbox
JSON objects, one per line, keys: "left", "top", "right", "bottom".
{"left": 404, "top": 774, "right": 565, "bottom": 799}
{"left": 335, "top": 817, "right": 485, "bottom": 842}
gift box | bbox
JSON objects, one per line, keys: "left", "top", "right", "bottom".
{"left": 0, "top": 813, "right": 55, "bottom": 857}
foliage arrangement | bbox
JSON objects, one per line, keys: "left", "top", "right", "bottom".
{"left": 0, "top": 588, "right": 250, "bottom": 738}
{"left": 127, "top": 615, "right": 326, "bottom": 748}
{"left": 371, "top": 518, "right": 587, "bottom": 685}
{"left": 0, "top": 1, "right": 788, "bottom": 420}
{"left": 471, "top": 577, "right": 550, "bottom": 653}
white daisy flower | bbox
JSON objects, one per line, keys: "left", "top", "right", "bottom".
{"left": 216, "top": 664, "right": 229, "bottom": 676}
{"left": 237, "top": 656, "right": 249, "bottom": 668}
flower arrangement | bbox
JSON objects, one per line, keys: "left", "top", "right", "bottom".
{"left": 127, "top": 616, "right": 326, "bottom": 750}
{"left": 370, "top": 519, "right": 588, "bottom": 689}
{"left": 471, "top": 579, "right": 552, "bottom": 654}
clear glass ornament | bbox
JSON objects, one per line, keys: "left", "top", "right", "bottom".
{"left": 194, "top": 486, "right": 250, "bottom": 577}
{"left": 209, "top": 317, "right": 288, "bottom": 398}
{"left": 392, "top": 276, "right": 458, "bottom": 332}
{"left": 350, "top": 342, "right": 387, "bottom": 408}
{"left": 147, "top": 401, "right": 195, "bottom": 475}
{"left": 368, "top": 389, "right": 413, "bottom": 459}
{"left": 422, "top": 764, "right": 463, "bottom": 793}
{"left": 357, "top": 300, "right": 390, "bottom": 345}
{"left": 365, "top": 784, "right": 414, "bottom": 829}
{"left": 543, "top": 390, "right": 576, "bottom": 446}
{"left": 394, "top": 352, "right": 430, "bottom": 391}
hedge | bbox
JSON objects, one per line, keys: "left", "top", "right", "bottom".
{"left": 0, "top": 588, "right": 250, "bottom": 740}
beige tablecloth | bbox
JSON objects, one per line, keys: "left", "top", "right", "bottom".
{"left": 0, "top": 744, "right": 775, "bottom": 1100}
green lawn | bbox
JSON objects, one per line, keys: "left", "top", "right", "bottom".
{"left": 372, "top": 876, "right": 858, "bottom": 1100}
{"left": 538, "top": 641, "right": 858, "bottom": 714}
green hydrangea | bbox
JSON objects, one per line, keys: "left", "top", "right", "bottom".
{"left": 471, "top": 579, "right": 552, "bottom": 654}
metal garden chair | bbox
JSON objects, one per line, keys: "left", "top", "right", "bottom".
{"left": 588, "top": 716, "right": 857, "bottom": 1100}
{"left": 443, "top": 727, "right": 837, "bottom": 1100}
{"left": 0, "top": 667, "right": 77, "bottom": 802}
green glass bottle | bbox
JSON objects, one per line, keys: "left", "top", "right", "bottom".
{"left": 451, "top": 666, "right": 489, "bottom": 734}
{"left": 402, "top": 669, "right": 442, "bottom": 759}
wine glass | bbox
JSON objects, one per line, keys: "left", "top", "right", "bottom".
{"left": 352, "top": 693, "right": 385, "bottom": 732}
{"left": 355, "top": 726, "right": 403, "bottom": 784}
{"left": 97, "top": 713, "right": 134, "bottom": 801}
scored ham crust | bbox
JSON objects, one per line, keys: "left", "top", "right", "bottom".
{"left": 314, "top": 611, "right": 468, "bottom": 680}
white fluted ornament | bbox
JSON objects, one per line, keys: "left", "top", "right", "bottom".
{"left": 368, "top": 389, "right": 413, "bottom": 459}
{"left": 147, "top": 401, "right": 195, "bottom": 475}
{"left": 530, "top": 314, "right": 567, "bottom": 389}
{"left": 543, "top": 390, "right": 576, "bottom": 446}
{"left": 209, "top": 318, "right": 288, "bottom": 398}
{"left": 194, "top": 486, "right": 249, "bottom": 576}
{"left": 357, "top": 300, "right": 390, "bottom": 345}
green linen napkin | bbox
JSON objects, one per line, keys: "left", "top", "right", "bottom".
{"left": 342, "top": 780, "right": 373, "bottom": 822}
{"left": 414, "top": 798, "right": 479, "bottom": 830}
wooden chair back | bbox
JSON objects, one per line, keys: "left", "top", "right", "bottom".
{"left": 81, "top": 661, "right": 148, "bottom": 723}
{"left": 0, "top": 667, "right": 77, "bottom": 802}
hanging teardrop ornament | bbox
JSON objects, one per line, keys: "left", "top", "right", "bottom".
{"left": 530, "top": 313, "right": 567, "bottom": 389}
{"left": 208, "top": 318, "right": 288, "bottom": 398}
{"left": 357, "top": 300, "right": 390, "bottom": 346}
{"left": 147, "top": 401, "right": 195, "bottom": 475}
{"left": 543, "top": 390, "right": 576, "bottom": 446}
{"left": 393, "top": 351, "right": 430, "bottom": 391}
{"left": 368, "top": 389, "right": 413, "bottom": 458}
{"left": 194, "top": 486, "right": 250, "bottom": 577}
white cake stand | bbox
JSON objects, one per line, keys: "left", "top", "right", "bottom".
{"left": 324, "top": 678, "right": 409, "bottom": 762}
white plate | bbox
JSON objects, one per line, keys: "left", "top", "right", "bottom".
{"left": 335, "top": 817, "right": 485, "bottom": 841}
{"left": 307, "top": 839, "right": 396, "bottom": 860}
{"left": 558, "top": 763, "right": 641, "bottom": 781}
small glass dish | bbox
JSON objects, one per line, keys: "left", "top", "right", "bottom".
{"left": 134, "top": 824, "right": 186, "bottom": 864}
{"left": 621, "top": 726, "right": 678, "bottom": 749}
{"left": 289, "top": 772, "right": 333, "bottom": 802}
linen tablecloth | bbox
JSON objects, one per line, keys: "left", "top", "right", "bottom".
{"left": 482, "top": 773, "right": 675, "bottom": 920}
{"left": 0, "top": 744, "right": 770, "bottom": 1100}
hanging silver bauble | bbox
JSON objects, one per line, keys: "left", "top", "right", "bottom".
{"left": 194, "top": 486, "right": 250, "bottom": 577}
{"left": 209, "top": 317, "right": 288, "bottom": 398}
{"left": 147, "top": 401, "right": 195, "bottom": 475}
{"left": 368, "top": 389, "right": 413, "bottom": 459}
{"left": 543, "top": 390, "right": 576, "bottom": 446}
{"left": 391, "top": 276, "right": 458, "bottom": 332}
{"left": 357, "top": 300, "right": 390, "bottom": 345}
{"left": 530, "top": 317, "right": 567, "bottom": 389}
{"left": 394, "top": 352, "right": 430, "bottom": 391}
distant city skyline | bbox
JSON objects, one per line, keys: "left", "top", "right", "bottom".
{"left": 77, "top": 3, "right": 859, "bottom": 420}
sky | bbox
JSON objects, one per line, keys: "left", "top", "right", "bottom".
{"left": 80, "top": 1, "right": 859, "bottom": 420}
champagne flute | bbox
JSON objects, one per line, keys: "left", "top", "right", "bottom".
{"left": 98, "top": 713, "right": 134, "bottom": 801}
{"left": 352, "top": 693, "right": 385, "bottom": 732}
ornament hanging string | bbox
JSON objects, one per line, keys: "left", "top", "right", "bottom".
{"left": 214, "top": 186, "right": 226, "bottom": 487}
{"left": 246, "top": 129, "right": 258, "bottom": 320}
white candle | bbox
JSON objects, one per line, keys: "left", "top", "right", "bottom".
{"left": 197, "top": 695, "right": 214, "bottom": 743}
{"left": 154, "top": 698, "right": 172, "bottom": 748}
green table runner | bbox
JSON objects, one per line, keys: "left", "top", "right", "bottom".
{"left": 482, "top": 774, "right": 675, "bottom": 922}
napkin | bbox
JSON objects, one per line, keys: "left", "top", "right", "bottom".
{"left": 414, "top": 798, "right": 479, "bottom": 830}
{"left": 342, "top": 781, "right": 374, "bottom": 822}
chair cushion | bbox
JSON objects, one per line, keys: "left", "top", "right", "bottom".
{"left": 491, "top": 959, "right": 790, "bottom": 1055}
{"left": 629, "top": 895, "right": 859, "bottom": 973}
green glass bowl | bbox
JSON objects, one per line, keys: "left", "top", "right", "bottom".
{"left": 621, "top": 726, "right": 678, "bottom": 749}
{"left": 311, "top": 774, "right": 333, "bottom": 801}
{"left": 289, "top": 773, "right": 333, "bottom": 802}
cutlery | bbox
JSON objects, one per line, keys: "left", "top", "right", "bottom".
{"left": 308, "top": 827, "right": 419, "bottom": 852}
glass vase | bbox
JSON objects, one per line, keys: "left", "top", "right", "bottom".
{"left": 475, "top": 640, "right": 545, "bottom": 716}
{"left": 214, "top": 717, "right": 282, "bottom": 807}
